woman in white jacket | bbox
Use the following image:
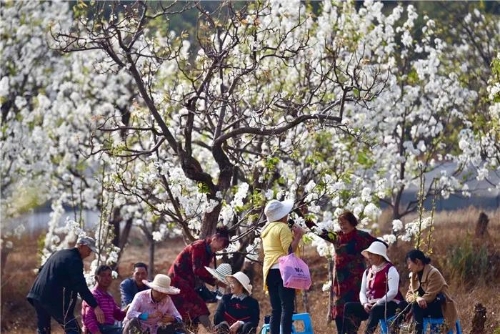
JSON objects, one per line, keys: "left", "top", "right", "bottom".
{"left": 342, "top": 241, "right": 406, "bottom": 334}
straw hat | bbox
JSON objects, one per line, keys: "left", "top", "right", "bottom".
{"left": 227, "top": 271, "right": 253, "bottom": 294}
{"left": 264, "top": 199, "right": 294, "bottom": 223}
{"left": 143, "top": 274, "right": 180, "bottom": 295}
{"left": 205, "top": 263, "right": 232, "bottom": 284}
{"left": 362, "top": 241, "right": 390, "bottom": 262}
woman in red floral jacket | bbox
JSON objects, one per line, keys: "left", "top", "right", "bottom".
{"left": 304, "top": 210, "right": 377, "bottom": 334}
{"left": 168, "top": 226, "right": 230, "bottom": 332}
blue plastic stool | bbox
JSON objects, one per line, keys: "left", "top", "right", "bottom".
{"left": 380, "top": 317, "right": 463, "bottom": 334}
{"left": 379, "top": 315, "right": 398, "bottom": 334}
{"left": 259, "top": 323, "right": 296, "bottom": 334}
{"left": 422, "top": 318, "right": 462, "bottom": 334}
{"left": 259, "top": 313, "right": 313, "bottom": 334}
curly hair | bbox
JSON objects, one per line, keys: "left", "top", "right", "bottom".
{"left": 338, "top": 211, "right": 359, "bottom": 227}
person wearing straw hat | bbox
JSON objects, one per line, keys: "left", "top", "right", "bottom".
{"left": 205, "top": 263, "right": 233, "bottom": 286}
{"left": 213, "top": 272, "right": 260, "bottom": 334}
{"left": 261, "top": 199, "right": 305, "bottom": 334}
{"left": 204, "top": 263, "right": 233, "bottom": 296}
{"left": 168, "top": 226, "right": 231, "bottom": 332}
{"left": 342, "top": 240, "right": 406, "bottom": 334}
{"left": 123, "top": 274, "right": 186, "bottom": 334}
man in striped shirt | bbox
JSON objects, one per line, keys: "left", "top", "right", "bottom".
{"left": 82, "top": 265, "right": 127, "bottom": 334}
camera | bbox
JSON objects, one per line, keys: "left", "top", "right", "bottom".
{"left": 287, "top": 218, "right": 295, "bottom": 229}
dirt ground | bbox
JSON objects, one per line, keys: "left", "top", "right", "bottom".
{"left": 2, "top": 217, "right": 500, "bottom": 334}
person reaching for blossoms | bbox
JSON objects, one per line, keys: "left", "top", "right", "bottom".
{"left": 301, "top": 207, "right": 377, "bottom": 334}
{"left": 261, "top": 199, "right": 305, "bottom": 334}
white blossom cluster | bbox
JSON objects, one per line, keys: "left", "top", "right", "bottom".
{"left": 1, "top": 0, "right": 498, "bottom": 278}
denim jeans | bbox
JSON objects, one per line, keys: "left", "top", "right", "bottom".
{"left": 266, "top": 269, "right": 295, "bottom": 334}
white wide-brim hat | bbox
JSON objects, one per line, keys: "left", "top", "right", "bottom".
{"left": 264, "top": 199, "right": 294, "bottom": 223}
{"left": 226, "top": 271, "right": 253, "bottom": 294}
{"left": 362, "top": 240, "right": 390, "bottom": 262}
{"left": 205, "top": 263, "right": 232, "bottom": 284}
{"left": 143, "top": 274, "right": 180, "bottom": 295}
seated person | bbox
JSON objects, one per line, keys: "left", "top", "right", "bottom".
{"left": 405, "top": 249, "right": 458, "bottom": 334}
{"left": 120, "top": 262, "right": 150, "bottom": 307}
{"left": 123, "top": 274, "right": 186, "bottom": 334}
{"left": 343, "top": 241, "right": 406, "bottom": 334}
{"left": 214, "top": 271, "right": 260, "bottom": 334}
{"left": 82, "top": 265, "right": 127, "bottom": 334}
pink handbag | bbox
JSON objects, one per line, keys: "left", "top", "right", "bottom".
{"left": 278, "top": 250, "right": 312, "bottom": 290}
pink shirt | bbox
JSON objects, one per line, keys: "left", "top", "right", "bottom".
{"left": 82, "top": 287, "right": 126, "bottom": 333}
{"left": 125, "top": 289, "right": 182, "bottom": 334}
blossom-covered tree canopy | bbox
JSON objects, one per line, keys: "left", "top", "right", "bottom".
{"left": 1, "top": 0, "right": 498, "bottom": 266}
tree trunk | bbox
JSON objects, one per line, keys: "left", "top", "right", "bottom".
{"left": 470, "top": 303, "right": 487, "bottom": 334}
{"left": 1, "top": 244, "right": 10, "bottom": 277}
{"left": 110, "top": 207, "right": 122, "bottom": 247}
{"left": 114, "top": 217, "right": 134, "bottom": 270}
{"left": 326, "top": 256, "right": 334, "bottom": 323}
{"left": 148, "top": 237, "right": 155, "bottom": 280}
{"left": 474, "top": 212, "right": 489, "bottom": 238}
{"left": 302, "top": 290, "right": 310, "bottom": 313}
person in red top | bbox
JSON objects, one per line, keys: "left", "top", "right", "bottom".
{"left": 82, "top": 265, "right": 127, "bottom": 334}
{"left": 168, "top": 226, "right": 230, "bottom": 332}
{"left": 342, "top": 241, "right": 406, "bottom": 334}
{"left": 303, "top": 209, "right": 377, "bottom": 334}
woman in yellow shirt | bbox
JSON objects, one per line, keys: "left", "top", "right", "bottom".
{"left": 261, "top": 199, "right": 305, "bottom": 334}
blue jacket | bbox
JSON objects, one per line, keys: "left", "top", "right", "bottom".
{"left": 119, "top": 277, "right": 149, "bottom": 307}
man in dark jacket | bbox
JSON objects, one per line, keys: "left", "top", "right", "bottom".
{"left": 27, "top": 236, "right": 105, "bottom": 334}
{"left": 119, "top": 262, "right": 149, "bottom": 307}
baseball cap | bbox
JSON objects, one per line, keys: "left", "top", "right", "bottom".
{"left": 76, "top": 236, "right": 98, "bottom": 253}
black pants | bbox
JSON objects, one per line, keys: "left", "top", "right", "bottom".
{"left": 123, "top": 318, "right": 187, "bottom": 334}
{"left": 343, "top": 301, "right": 400, "bottom": 334}
{"left": 90, "top": 324, "right": 123, "bottom": 334}
{"left": 412, "top": 299, "right": 443, "bottom": 334}
{"left": 215, "top": 321, "right": 256, "bottom": 334}
{"left": 29, "top": 298, "right": 80, "bottom": 334}
{"left": 266, "top": 269, "right": 295, "bottom": 334}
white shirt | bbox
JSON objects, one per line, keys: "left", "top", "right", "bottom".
{"left": 359, "top": 265, "right": 400, "bottom": 305}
